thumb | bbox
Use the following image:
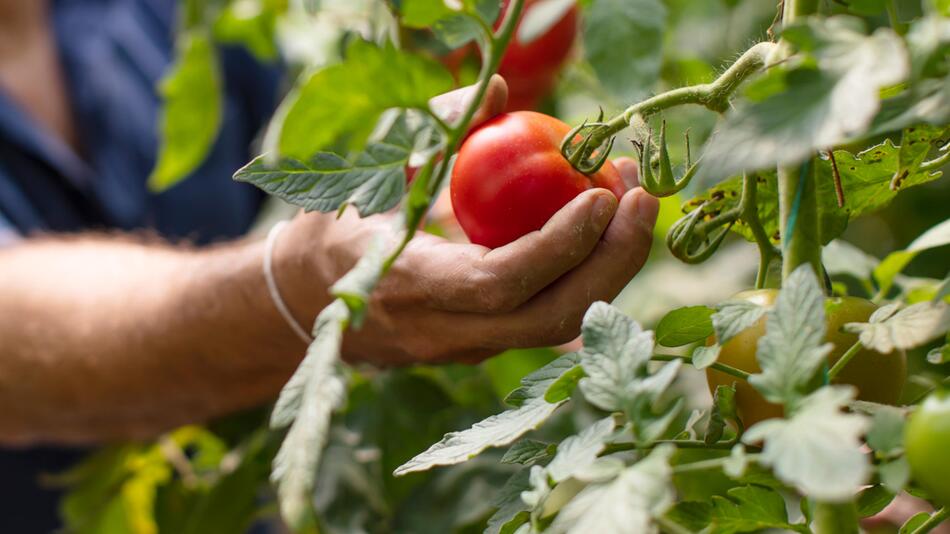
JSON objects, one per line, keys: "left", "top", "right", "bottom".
{"left": 428, "top": 75, "right": 509, "bottom": 129}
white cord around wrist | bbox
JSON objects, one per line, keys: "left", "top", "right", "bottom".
{"left": 264, "top": 221, "right": 314, "bottom": 344}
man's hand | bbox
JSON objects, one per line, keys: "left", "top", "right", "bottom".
{"left": 0, "top": 76, "right": 657, "bottom": 444}
{"left": 278, "top": 76, "right": 659, "bottom": 365}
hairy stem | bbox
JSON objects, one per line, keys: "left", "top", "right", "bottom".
{"left": 571, "top": 42, "right": 777, "bottom": 162}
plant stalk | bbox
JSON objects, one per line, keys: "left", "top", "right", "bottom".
{"left": 571, "top": 42, "right": 776, "bottom": 162}
{"left": 651, "top": 354, "right": 751, "bottom": 380}
{"left": 777, "top": 0, "right": 823, "bottom": 284}
{"left": 381, "top": 0, "right": 526, "bottom": 274}
{"left": 813, "top": 501, "right": 859, "bottom": 534}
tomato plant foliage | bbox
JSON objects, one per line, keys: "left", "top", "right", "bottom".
{"left": 63, "top": 0, "right": 950, "bottom": 532}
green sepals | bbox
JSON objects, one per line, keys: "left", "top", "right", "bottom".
{"left": 634, "top": 121, "right": 700, "bottom": 197}
{"left": 666, "top": 203, "right": 737, "bottom": 264}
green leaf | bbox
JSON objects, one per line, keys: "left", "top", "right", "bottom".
{"left": 401, "top": 0, "right": 465, "bottom": 27}
{"left": 278, "top": 41, "right": 453, "bottom": 159}
{"left": 875, "top": 218, "right": 950, "bottom": 296}
{"left": 856, "top": 485, "right": 897, "bottom": 518}
{"left": 697, "top": 17, "right": 909, "bottom": 184}
{"left": 823, "top": 239, "right": 879, "bottom": 281}
{"left": 149, "top": 31, "right": 222, "bottom": 192}
{"left": 896, "top": 125, "right": 948, "bottom": 187}
{"left": 213, "top": 0, "right": 282, "bottom": 61}
{"left": 395, "top": 354, "right": 579, "bottom": 476}
{"left": 748, "top": 265, "right": 832, "bottom": 406}
{"left": 176, "top": 430, "right": 278, "bottom": 534}
{"left": 655, "top": 306, "right": 715, "bottom": 347}
{"left": 234, "top": 147, "right": 406, "bottom": 215}
{"left": 880, "top": 456, "right": 911, "bottom": 494}
{"left": 583, "top": 0, "right": 666, "bottom": 101}
{"left": 709, "top": 485, "right": 801, "bottom": 534}
{"left": 688, "top": 138, "right": 943, "bottom": 247}
{"left": 869, "top": 77, "right": 950, "bottom": 136}
{"left": 544, "top": 364, "right": 585, "bottom": 403}
{"left": 60, "top": 444, "right": 172, "bottom": 534}
{"left": 548, "top": 446, "right": 676, "bottom": 534}
{"left": 841, "top": 0, "right": 887, "bottom": 16}
{"left": 578, "top": 302, "right": 675, "bottom": 412}
{"left": 505, "top": 353, "right": 580, "bottom": 407}
{"left": 545, "top": 417, "right": 617, "bottom": 483}
{"left": 713, "top": 300, "right": 766, "bottom": 345}
{"left": 501, "top": 439, "right": 556, "bottom": 465}
{"left": 664, "top": 501, "right": 713, "bottom": 532}
{"left": 865, "top": 405, "right": 906, "bottom": 454}
{"left": 743, "top": 386, "right": 871, "bottom": 501}
{"left": 845, "top": 300, "right": 950, "bottom": 353}
{"left": 692, "top": 344, "right": 720, "bottom": 370}
{"left": 486, "top": 468, "right": 533, "bottom": 534}
{"left": 270, "top": 300, "right": 349, "bottom": 530}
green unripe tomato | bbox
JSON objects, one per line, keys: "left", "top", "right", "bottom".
{"left": 905, "top": 390, "right": 950, "bottom": 507}
{"left": 706, "top": 290, "right": 906, "bottom": 426}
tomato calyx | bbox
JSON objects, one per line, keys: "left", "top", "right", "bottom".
{"left": 560, "top": 111, "right": 616, "bottom": 175}
{"left": 666, "top": 201, "right": 738, "bottom": 264}
{"left": 633, "top": 120, "right": 701, "bottom": 198}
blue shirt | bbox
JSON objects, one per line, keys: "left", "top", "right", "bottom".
{"left": 0, "top": 0, "right": 281, "bottom": 530}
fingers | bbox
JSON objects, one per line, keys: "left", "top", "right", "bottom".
{"left": 614, "top": 157, "right": 640, "bottom": 189}
{"left": 429, "top": 74, "right": 509, "bottom": 129}
{"left": 478, "top": 187, "right": 659, "bottom": 349}
{"left": 404, "top": 188, "right": 618, "bottom": 314}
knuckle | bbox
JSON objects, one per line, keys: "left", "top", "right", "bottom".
{"left": 469, "top": 267, "right": 520, "bottom": 313}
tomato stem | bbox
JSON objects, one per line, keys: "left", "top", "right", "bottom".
{"left": 565, "top": 42, "right": 776, "bottom": 169}
{"left": 740, "top": 172, "right": 779, "bottom": 289}
{"left": 600, "top": 440, "right": 755, "bottom": 455}
{"left": 670, "top": 453, "right": 761, "bottom": 474}
{"left": 826, "top": 340, "right": 863, "bottom": 381}
{"left": 776, "top": 0, "right": 824, "bottom": 286}
{"left": 651, "top": 354, "right": 751, "bottom": 380}
{"left": 812, "top": 501, "right": 859, "bottom": 534}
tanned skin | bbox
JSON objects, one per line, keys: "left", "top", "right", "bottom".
{"left": 0, "top": 0, "right": 658, "bottom": 445}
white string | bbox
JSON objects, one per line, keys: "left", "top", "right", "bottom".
{"left": 264, "top": 221, "right": 313, "bottom": 344}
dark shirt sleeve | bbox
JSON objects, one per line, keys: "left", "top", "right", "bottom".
{"left": 0, "top": 211, "right": 20, "bottom": 247}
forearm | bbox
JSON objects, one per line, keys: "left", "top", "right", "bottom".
{"left": 0, "top": 232, "right": 328, "bottom": 445}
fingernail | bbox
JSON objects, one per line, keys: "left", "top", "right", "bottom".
{"left": 636, "top": 191, "right": 660, "bottom": 227}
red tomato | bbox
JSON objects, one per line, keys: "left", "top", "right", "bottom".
{"left": 436, "top": 0, "right": 578, "bottom": 111}
{"left": 451, "top": 111, "right": 626, "bottom": 248}
{"left": 497, "top": 0, "right": 578, "bottom": 111}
